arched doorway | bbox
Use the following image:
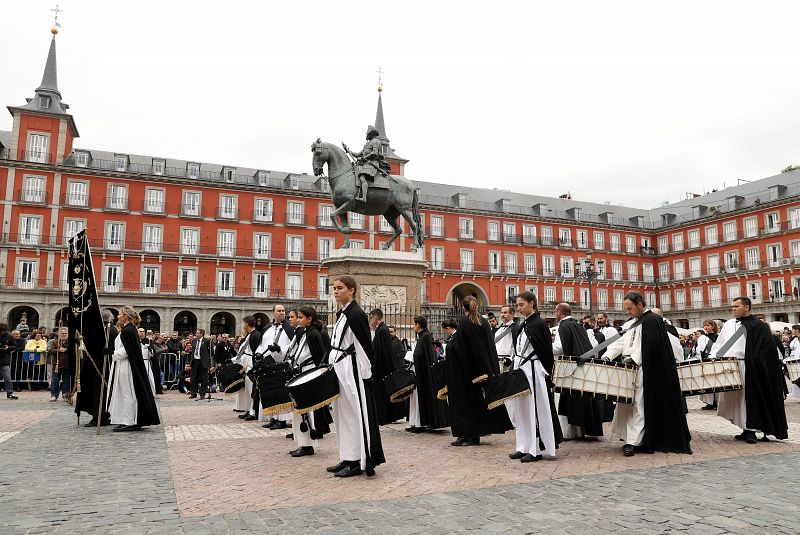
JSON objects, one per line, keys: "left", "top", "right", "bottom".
{"left": 447, "top": 282, "right": 489, "bottom": 311}
{"left": 8, "top": 305, "right": 40, "bottom": 331}
{"left": 140, "top": 309, "right": 161, "bottom": 334}
{"left": 54, "top": 306, "right": 71, "bottom": 328}
{"left": 253, "top": 312, "right": 270, "bottom": 332}
{"left": 210, "top": 311, "right": 236, "bottom": 336}
{"left": 173, "top": 310, "right": 197, "bottom": 337}
{"left": 102, "top": 308, "right": 119, "bottom": 323}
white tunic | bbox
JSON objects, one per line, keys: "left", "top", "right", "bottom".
{"left": 710, "top": 319, "right": 750, "bottom": 431}
{"left": 604, "top": 316, "right": 646, "bottom": 446}
{"left": 258, "top": 324, "right": 293, "bottom": 422}
{"left": 507, "top": 324, "right": 557, "bottom": 457}
{"left": 495, "top": 322, "right": 515, "bottom": 373}
{"left": 233, "top": 332, "right": 255, "bottom": 413}
{"left": 329, "top": 303, "right": 374, "bottom": 469}
{"left": 107, "top": 335, "right": 137, "bottom": 426}
{"left": 790, "top": 338, "right": 800, "bottom": 400}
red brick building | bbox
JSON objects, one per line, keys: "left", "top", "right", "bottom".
{"left": 2, "top": 34, "right": 799, "bottom": 334}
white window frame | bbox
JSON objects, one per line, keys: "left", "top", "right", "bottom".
{"left": 187, "top": 163, "right": 199, "bottom": 179}
{"left": 287, "top": 201, "right": 304, "bottom": 225}
{"left": 22, "top": 175, "right": 46, "bottom": 203}
{"left": 286, "top": 273, "right": 303, "bottom": 299}
{"left": 591, "top": 231, "right": 603, "bottom": 250}
{"left": 217, "top": 270, "right": 234, "bottom": 297}
{"left": 705, "top": 225, "right": 718, "bottom": 246}
{"left": 63, "top": 218, "right": 85, "bottom": 244}
{"left": 254, "top": 198, "right": 273, "bottom": 222}
{"left": 182, "top": 191, "right": 201, "bottom": 217}
{"left": 460, "top": 249, "right": 474, "bottom": 272}
{"left": 26, "top": 132, "right": 49, "bottom": 163}
{"left": 178, "top": 267, "right": 198, "bottom": 296}
{"left": 626, "top": 235, "right": 636, "bottom": 254}
{"left": 255, "top": 233, "right": 272, "bottom": 259}
{"left": 524, "top": 253, "right": 536, "bottom": 275}
{"left": 142, "top": 265, "right": 160, "bottom": 294}
{"left": 218, "top": 230, "right": 236, "bottom": 257}
{"left": 488, "top": 221, "right": 500, "bottom": 242}
{"left": 723, "top": 221, "right": 737, "bottom": 242}
{"left": 19, "top": 215, "right": 42, "bottom": 245}
{"left": 287, "top": 235, "right": 303, "bottom": 262}
{"left": 542, "top": 255, "right": 555, "bottom": 277}
{"left": 627, "top": 262, "right": 638, "bottom": 282}
{"left": 672, "top": 233, "right": 684, "bottom": 252}
{"left": 103, "top": 263, "right": 121, "bottom": 293}
{"left": 610, "top": 234, "right": 620, "bottom": 252}
{"left": 144, "top": 187, "right": 165, "bottom": 213}
{"left": 561, "top": 257, "right": 574, "bottom": 278}
{"left": 318, "top": 237, "right": 333, "bottom": 261}
{"left": 17, "top": 258, "right": 38, "bottom": 289}
{"left": 489, "top": 251, "right": 501, "bottom": 274}
{"left": 75, "top": 151, "right": 88, "bottom": 168}
{"left": 107, "top": 183, "right": 128, "bottom": 210}
{"left": 114, "top": 156, "right": 127, "bottom": 172}
{"left": 104, "top": 221, "right": 124, "bottom": 250}
{"left": 743, "top": 217, "right": 757, "bottom": 238}
{"left": 459, "top": 218, "right": 474, "bottom": 239}
{"left": 504, "top": 252, "right": 517, "bottom": 275}
{"left": 253, "top": 271, "right": 270, "bottom": 298}
{"left": 430, "top": 215, "right": 444, "bottom": 238}
{"left": 66, "top": 180, "right": 89, "bottom": 207}
{"left": 673, "top": 259, "right": 685, "bottom": 281}
{"left": 430, "top": 246, "right": 444, "bottom": 270}
{"left": 687, "top": 229, "right": 700, "bottom": 249}
{"left": 143, "top": 224, "right": 163, "bottom": 253}
{"left": 219, "top": 194, "right": 238, "bottom": 219}
{"left": 180, "top": 227, "right": 200, "bottom": 255}
{"left": 152, "top": 159, "right": 165, "bottom": 176}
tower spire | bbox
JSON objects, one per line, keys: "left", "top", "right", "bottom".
{"left": 37, "top": 35, "right": 61, "bottom": 97}
{"left": 370, "top": 76, "right": 408, "bottom": 175}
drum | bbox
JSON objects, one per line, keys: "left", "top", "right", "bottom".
{"left": 431, "top": 359, "right": 448, "bottom": 401}
{"left": 286, "top": 365, "right": 340, "bottom": 414}
{"left": 553, "top": 356, "right": 638, "bottom": 404}
{"left": 484, "top": 370, "right": 531, "bottom": 410}
{"left": 384, "top": 369, "right": 416, "bottom": 403}
{"left": 785, "top": 357, "right": 800, "bottom": 382}
{"left": 677, "top": 357, "right": 743, "bottom": 396}
{"left": 254, "top": 362, "right": 294, "bottom": 416}
{"left": 217, "top": 363, "right": 245, "bottom": 393}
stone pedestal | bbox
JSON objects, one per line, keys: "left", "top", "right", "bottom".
{"left": 321, "top": 249, "right": 427, "bottom": 311}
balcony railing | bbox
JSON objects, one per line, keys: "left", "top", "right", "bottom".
{"left": 103, "top": 196, "right": 128, "bottom": 211}
{"left": 285, "top": 213, "right": 307, "bottom": 226}
{"left": 503, "top": 234, "right": 521, "bottom": 245}
{"left": 1, "top": 149, "right": 55, "bottom": 164}
{"left": 180, "top": 204, "right": 202, "bottom": 218}
{"left": 143, "top": 199, "right": 166, "bottom": 214}
{"left": 17, "top": 189, "right": 48, "bottom": 205}
{"left": 216, "top": 207, "right": 239, "bottom": 221}
{"left": 61, "top": 192, "right": 90, "bottom": 208}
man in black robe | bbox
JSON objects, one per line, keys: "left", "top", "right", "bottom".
{"left": 407, "top": 316, "right": 449, "bottom": 432}
{"left": 388, "top": 326, "right": 407, "bottom": 370}
{"left": 77, "top": 310, "right": 117, "bottom": 427}
{"left": 552, "top": 303, "right": 610, "bottom": 438}
{"left": 369, "top": 309, "right": 406, "bottom": 424}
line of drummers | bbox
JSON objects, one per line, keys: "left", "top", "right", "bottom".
{"left": 216, "top": 282, "right": 794, "bottom": 474}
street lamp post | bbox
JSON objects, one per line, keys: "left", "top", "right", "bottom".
{"left": 579, "top": 251, "right": 604, "bottom": 317}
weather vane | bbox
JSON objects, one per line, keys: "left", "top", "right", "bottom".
{"left": 376, "top": 66, "right": 384, "bottom": 92}
{"left": 51, "top": 4, "right": 63, "bottom": 34}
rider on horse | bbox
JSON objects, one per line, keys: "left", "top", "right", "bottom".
{"left": 343, "top": 125, "right": 391, "bottom": 202}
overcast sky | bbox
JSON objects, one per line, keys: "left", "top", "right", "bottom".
{"left": 3, "top": 1, "right": 800, "bottom": 208}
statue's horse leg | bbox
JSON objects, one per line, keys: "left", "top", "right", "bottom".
{"left": 330, "top": 201, "right": 356, "bottom": 248}
{"left": 381, "top": 208, "right": 403, "bottom": 250}
{"left": 397, "top": 208, "right": 421, "bottom": 252}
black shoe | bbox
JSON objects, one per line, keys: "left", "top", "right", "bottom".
{"left": 760, "top": 435, "right": 770, "bottom": 442}
{"left": 238, "top": 413, "right": 250, "bottom": 420}
{"left": 270, "top": 421, "right": 288, "bottom": 430}
{"left": 450, "top": 437, "right": 467, "bottom": 446}
{"left": 286, "top": 433, "right": 294, "bottom": 439}
{"left": 520, "top": 453, "right": 542, "bottom": 463}
{"left": 288, "top": 447, "right": 302, "bottom": 455}
{"left": 326, "top": 461, "right": 348, "bottom": 473}
{"left": 244, "top": 414, "right": 257, "bottom": 421}
{"left": 701, "top": 404, "right": 717, "bottom": 410}
{"left": 188, "top": 394, "right": 197, "bottom": 399}
{"left": 462, "top": 438, "right": 480, "bottom": 446}
{"left": 83, "top": 419, "right": 98, "bottom": 428}
{"left": 508, "top": 451, "right": 525, "bottom": 460}
{"left": 262, "top": 423, "right": 273, "bottom": 428}
{"left": 334, "top": 465, "right": 363, "bottom": 478}
{"left": 623, "top": 444, "right": 635, "bottom": 457}
{"left": 734, "top": 432, "right": 746, "bottom": 441}
{"left": 6, "top": 394, "right": 18, "bottom": 400}
{"left": 233, "top": 409, "right": 245, "bottom": 413}
{"left": 406, "top": 426, "right": 424, "bottom": 434}
{"left": 112, "top": 424, "right": 139, "bottom": 432}
{"left": 291, "top": 446, "right": 315, "bottom": 457}
{"left": 744, "top": 431, "right": 757, "bottom": 444}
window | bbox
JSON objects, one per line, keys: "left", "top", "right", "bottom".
{"left": 559, "top": 228, "right": 571, "bottom": 247}
{"left": 544, "top": 287, "right": 556, "bottom": 304}
{"left": 27, "top": 133, "right": 49, "bottom": 163}
{"left": 107, "top": 184, "right": 127, "bottom": 210}
{"left": 724, "top": 251, "right": 738, "bottom": 272}
{"left": 488, "top": 221, "right": 500, "bottom": 241}
{"left": 675, "top": 290, "right": 686, "bottom": 310}
{"left": 104, "top": 264, "right": 121, "bottom": 292}
{"left": 627, "top": 262, "right": 638, "bottom": 282}
{"left": 318, "top": 237, "right": 333, "bottom": 261}
{"left": 218, "top": 231, "right": 235, "bottom": 257}
{"left": 287, "top": 201, "right": 304, "bottom": 224}
{"left": 286, "top": 273, "right": 302, "bottom": 299}
{"left": 542, "top": 255, "right": 555, "bottom": 277}
{"left": 643, "top": 264, "right": 654, "bottom": 282}
{"left": 745, "top": 247, "right": 760, "bottom": 270}
{"left": 459, "top": 218, "right": 473, "bottom": 239}
{"left": 709, "top": 286, "right": 722, "bottom": 307}
{"left": 153, "top": 160, "right": 165, "bottom": 176}
{"left": 258, "top": 171, "right": 269, "bottom": 186}
{"left": 67, "top": 181, "right": 88, "bottom": 207}
{"left": 765, "top": 212, "right": 780, "bottom": 233}
{"left": 611, "top": 261, "right": 622, "bottom": 281}
{"left": 563, "top": 287, "right": 574, "bottom": 303}
{"left": 254, "top": 234, "right": 272, "bottom": 259}
{"left": 575, "top": 230, "right": 587, "bottom": 249}
{"left": 60, "top": 261, "right": 70, "bottom": 290}
{"left": 687, "top": 229, "right": 700, "bottom": 249}
{"left": 17, "top": 259, "right": 37, "bottom": 289}
{"left": 224, "top": 168, "right": 235, "bottom": 183}
{"left": 63, "top": 219, "right": 85, "bottom": 243}
{"left": 727, "top": 283, "right": 740, "bottom": 301}
{"left": 105, "top": 222, "right": 124, "bottom": 250}
{"left": 541, "top": 226, "right": 553, "bottom": 246}
{"left": 504, "top": 253, "right": 517, "bottom": 274}
{"left": 626, "top": 235, "right": 636, "bottom": 254}
{"left": 789, "top": 208, "right": 800, "bottom": 230}
{"left": 522, "top": 224, "right": 536, "bottom": 244}
{"left": 430, "top": 216, "right": 444, "bottom": 237}
{"left": 658, "top": 262, "right": 669, "bottom": 282}
{"left": 182, "top": 191, "right": 201, "bottom": 216}
{"left": 524, "top": 254, "right": 536, "bottom": 275}
{"left": 379, "top": 216, "right": 393, "bottom": 232}
{"left": 460, "top": 249, "right": 474, "bottom": 272}
{"left": 672, "top": 233, "right": 684, "bottom": 252}
{"left": 39, "top": 96, "right": 50, "bottom": 108}
{"left": 660, "top": 291, "right": 671, "bottom": 311}
{"left": 691, "top": 288, "right": 703, "bottom": 308}
{"left": 350, "top": 212, "right": 364, "bottom": 230}
{"left": 287, "top": 236, "right": 303, "bottom": 261}
{"left": 561, "top": 257, "right": 574, "bottom": 277}
{"left": 705, "top": 225, "right": 718, "bottom": 245}
{"left": 689, "top": 257, "right": 701, "bottom": 278}
{"left": 610, "top": 234, "right": 620, "bottom": 252}
{"left": 254, "top": 272, "right": 269, "bottom": 298}
{"left": 350, "top": 240, "right": 364, "bottom": 250}
{"left": 612, "top": 290, "right": 625, "bottom": 310}
{"left": 178, "top": 268, "right": 197, "bottom": 295}
{"left": 658, "top": 236, "right": 668, "bottom": 254}
{"left": 22, "top": 175, "right": 45, "bottom": 203}
{"left": 289, "top": 175, "right": 299, "bottom": 190}
{"left": 591, "top": 231, "right": 603, "bottom": 250}
{"left": 254, "top": 198, "right": 273, "bottom": 222}
{"left": 181, "top": 228, "right": 199, "bottom": 255}
{"left": 142, "top": 266, "right": 159, "bottom": 294}
{"left": 743, "top": 217, "right": 757, "bottom": 238}
{"left": 114, "top": 156, "right": 127, "bottom": 172}
{"left": 748, "top": 281, "right": 763, "bottom": 303}
{"left": 707, "top": 254, "right": 720, "bottom": 276}
{"left": 673, "top": 260, "right": 685, "bottom": 281}
{"left": 187, "top": 163, "right": 199, "bottom": 179}
{"left": 217, "top": 270, "right": 233, "bottom": 297}
{"left": 489, "top": 251, "right": 501, "bottom": 274}
{"left": 76, "top": 152, "right": 88, "bottom": 167}
{"left": 143, "top": 225, "right": 162, "bottom": 253}
{"left": 318, "top": 275, "right": 330, "bottom": 299}
{"left": 506, "top": 285, "right": 519, "bottom": 304}
{"left": 503, "top": 222, "right": 515, "bottom": 241}
{"left": 144, "top": 188, "right": 165, "bottom": 213}
{"left": 597, "top": 289, "right": 608, "bottom": 309}
{"left": 219, "top": 195, "right": 237, "bottom": 219}
{"left": 723, "top": 221, "right": 737, "bottom": 241}
{"left": 19, "top": 215, "right": 42, "bottom": 245}
{"left": 430, "top": 247, "right": 444, "bottom": 270}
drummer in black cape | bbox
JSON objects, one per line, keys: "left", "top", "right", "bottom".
{"left": 600, "top": 292, "right": 692, "bottom": 456}
{"left": 287, "top": 306, "right": 333, "bottom": 457}
{"left": 406, "top": 316, "right": 449, "bottom": 433}
{"left": 445, "top": 296, "right": 512, "bottom": 447}
{"left": 552, "top": 302, "right": 612, "bottom": 440}
{"left": 369, "top": 309, "right": 407, "bottom": 424}
{"left": 325, "top": 275, "right": 385, "bottom": 478}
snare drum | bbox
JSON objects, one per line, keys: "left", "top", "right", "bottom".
{"left": 677, "top": 357, "right": 742, "bottom": 396}
{"left": 217, "top": 362, "right": 245, "bottom": 393}
{"left": 785, "top": 357, "right": 800, "bottom": 382}
{"left": 431, "top": 359, "right": 448, "bottom": 401}
{"left": 384, "top": 369, "right": 416, "bottom": 403}
{"left": 286, "top": 366, "right": 340, "bottom": 414}
{"left": 553, "top": 356, "right": 638, "bottom": 404}
{"left": 484, "top": 370, "right": 531, "bottom": 410}
{"left": 254, "top": 362, "right": 294, "bottom": 415}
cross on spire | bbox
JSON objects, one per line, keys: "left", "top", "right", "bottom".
{"left": 376, "top": 66, "right": 384, "bottom": 92}
{"left": 50, "top": 4, "right": 63, "bottom": 33}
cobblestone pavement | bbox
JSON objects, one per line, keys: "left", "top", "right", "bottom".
{"left": 1, "top": 389, "right": 799, "bottom": 534}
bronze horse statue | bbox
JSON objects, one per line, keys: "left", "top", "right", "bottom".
{"left": 311, "top": 139, "right": 424, "bottom": 251}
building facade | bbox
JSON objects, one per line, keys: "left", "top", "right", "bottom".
{"left": 2, "top": 34, "right": 799, "bottom": 335}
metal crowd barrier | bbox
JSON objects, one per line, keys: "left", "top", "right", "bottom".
{"left": 9, "top": 350, "right": 49, "bottom": 388}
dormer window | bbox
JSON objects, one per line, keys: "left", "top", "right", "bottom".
{"left": 187, "top": 163, "right": 199, "bottom": 179}
{"left": 39, "top": 96, "right": 51, "bottom": 109}
{"left": 290, "top": 175, "right": 299, "bottom": 190}
{"left": 76, "top": 152, "right": 88, "bottom": 168}
{"left": 153, "top": 159, "right": 165, "bottom": 176}
{"left": 320, "top": 180, "right": 330, "bottom": 193}
{"left": 114, "top": 156, "right": 127, "bottom": 172}
{"left": 258, "top": 171, "right": 269, "bottom": 186}
{"left": 223, "top": 167, "right": 235, "bottom": 183}
{"left": 380, "top": 144, "right": 388, "bottom": 155}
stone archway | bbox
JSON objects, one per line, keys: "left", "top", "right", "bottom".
{"left": 102, "top": 308, "right": 119, "bottom": 323}
{"left": 210, "top": 311, "right": 236, "bottom": 336}
{"left": 140, "top": 309, "right": 161, "bottom": 334}
{"left": 54, "top": 306, "right": 71, "bottom": 328}
{"left": 173, "top": 310, "right": 197, "bottom": 337}
{"left": 8, "top": 305, "right": 40, "bottom": 331}
{"left": 446, "top": 282, "right": 489, "bottom": 310}
{"left": 253, "top": 312, "right": 270, "bottom": 332}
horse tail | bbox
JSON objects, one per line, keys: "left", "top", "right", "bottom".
{"left": 412, "top": 189, "right": 425, "bottom": 245}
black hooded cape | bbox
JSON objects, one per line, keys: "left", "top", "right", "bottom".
{"left": 372, "top": 323, "right": 407, "bottom": 424}
{"left": 445, "top": 315, "right": 512, "bottom": 439}
{"left": 639, "top": 311, "right": 691, "bottom": 453}
{"left": 511, "top": 312, "right": 564, "bottom": 447}
{"left": 739, "top": 316, "right": 788, "bottom": 439}
{"left": 412, "top": 329, "right": 449, "bottom": 429}
{"left": 341, "top": 301, "right": 385, "bottom": 469}
{"left": 556, "top": 317, "right": 612, "bottom": 436}
{"left": 299, "top": 326, "right": 333, "bottom": 438}
{"left": 118, "top": 322, "right": 160, "bottom": 427}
